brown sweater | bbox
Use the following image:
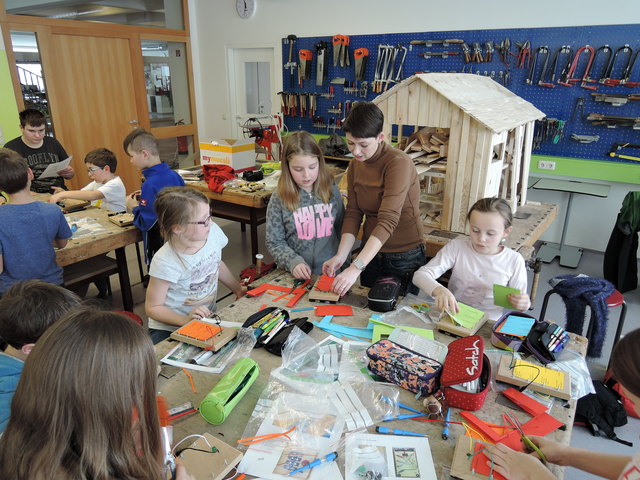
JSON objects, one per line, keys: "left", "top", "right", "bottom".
{"left": 342, "top": 141, "right": 424, "bottom": 253}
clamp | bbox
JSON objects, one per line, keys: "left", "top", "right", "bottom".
{"left": 558, "top": 45, "right": 594, "bottom": 88}
{"left": 600, "top": 45, "right": 633, "bottom": 86}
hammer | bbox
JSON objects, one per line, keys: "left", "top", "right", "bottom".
{"left": 285, "top": 34, "right": 298, "bottom": 87}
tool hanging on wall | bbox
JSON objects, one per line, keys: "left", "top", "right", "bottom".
{"left": 571, "top": 134, "right": 600, "bottom": 143}
{"left": 558, "top": 45, "right": 594, "bottom": 87}
{"left": 586, "top": 113, "right": 640, "bottom": 129}
{"left": 591, "top": 92, "right": 640, "bottom": 107}
{"left": 298, "top": 49, "right": 313, "bottom": 88}
{"left": 589, "top": 45, "right": 613, "bottom": 85}
{"left": 354, "top": 47, "right": 369, "bottom": 81}
{"left": 418, "top": 51, "right": 459, "bottom": 59}
{"left": 527, "top": 46, "right": 548, "bottom": 85}
{"left": 315, "top": 41, "right": 328, "bottom": 86}
{"left": 497, "top": 37, "right": 511, "bottom": 66}
{"left": 409, "top": 38, "right": 464, "bottom": 47}
{"left": 555, "top": 45, "right": 574, "bottom": 85}
{"left": 609, "top": 142, "right": 640, "bottom": 161}
{"left": 393, "top": 45, "right": 407, "bottom": 85}
{"left": 284, "top": 34, "right": 298, "bottom": 88}
{"left": 600, "top": 44, "right": 633, "bottom": 86}
{"left": 515, "top": 40, "right": 531, "bottom": 68}
{"left": 619, "top": 48, "right": 639, "bottom": 87}
{"left": 341, "top": 35, "right": 351, "bottom": 66}
{"left": 484, "top": 41, "right": 494, "bottom": 62}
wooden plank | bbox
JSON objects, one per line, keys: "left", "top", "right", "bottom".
{"left": 417, "top": 85, "right": 432, "bottom": 127}
{"left": 407, "top": 80, "right": 421, "bottom": 126}
{"left": 439, "top": 98, "right": 452, "bottom": 128}
{"left": 190, "top": 181, "right": 271, "bottom": 208}
{"left": 508, "top": 125, "right": 525, "bottom": 211}
{"left": 469, "top": 126, "right": 492, "bottom": 215}
{"left": 520, "top": 121, "right": 535, "bottom": 206}
{"left": 396, "top": 85, "right": 410, "bottom": 126}
{"left": 387, "top": 93, "right": 397, "bottom": 124}
{"left": 444, "top": 112, "right": 468, "bottom": 231}
{"left": 429, "top": 92, "right": 443, "bottom": 128}
{"left": 377, "top": 99, "right": 388, "bottom": 121}
{"left": 454, "top": 116, "right": 478, "bottom": 232}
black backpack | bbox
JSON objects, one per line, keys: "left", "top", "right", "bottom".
{"left": 575, "top": 380, "right": 633, "bottom": 446}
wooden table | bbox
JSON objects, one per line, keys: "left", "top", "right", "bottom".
{"left": 56, "top": 207, "right": 141, "bottom": 311}
{"left": 189, "top": 181, "right": 272, "bottom": 261}
{"left": 155, "top": 270, "right": 584, "bottom": 480}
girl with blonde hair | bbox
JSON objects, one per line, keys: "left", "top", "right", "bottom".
{"left": 266, "top": 131, "right": 344, "bottom": 279}
{"left": 0, "top": 308, "right": 193, "bottom": 479}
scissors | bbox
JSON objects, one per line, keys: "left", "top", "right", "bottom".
{"left": 411, "top": 303, "right": 430, "bottom": 313}
{"left": 506, "top": 413, "right": 547, "bottom": 464}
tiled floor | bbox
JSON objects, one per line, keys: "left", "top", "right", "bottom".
{"left": 95, "top": 225, "right": 639, "bottom": 480}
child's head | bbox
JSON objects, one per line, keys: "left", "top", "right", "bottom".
{"left": 610, "top": 328, "right": 640, "bottom": 406}
{"left": 18, "top": 109, "right": 47, "bottom": 147}
{"left": 0, "top": 148, "right": 30, "bottom": 194}
{"left": 0, "top": 308, "right": 162, "bottom": 478}
{"left": 18, "top": 108, "right": 46, "bottom": 128}
{"left": 155, "top": 186, "right": 211, "bottom": 247}
{"left": 342, "top": 102, "right": 385, "bottom": 161}
{"left": 0, "top": 280, "right": 81, "bottom": 353}
{"left": 122, "top": 128, "right": 160, "bottom": 170}
{"left": 466, "top": 197, "right": 513, "bottom": 254}
{"left": 84, "top": 147, "right": 118, "bottom": 180}
{"left": 278, "top": 131, "right": 333, "bottom": 209}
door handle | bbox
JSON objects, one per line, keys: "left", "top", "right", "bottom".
{"left": 129, "top": 120, "right": 139, "bottom": 125}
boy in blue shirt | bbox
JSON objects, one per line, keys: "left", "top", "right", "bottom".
{"left": 123, "top": 129, "right": 185, "bottom": 269}
{"left": 0, "top": 148, "right": 73, "bottom": 295}
{"left": 0, "top": 280, "right": 80, "bottom": 431}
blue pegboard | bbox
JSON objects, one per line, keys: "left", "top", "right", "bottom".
{"left": 281, "top": 24, "right": 640, "bottom": 164}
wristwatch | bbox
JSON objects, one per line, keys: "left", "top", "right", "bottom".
{"left": 352, "top": 258, "right": 366, "bottom": 271}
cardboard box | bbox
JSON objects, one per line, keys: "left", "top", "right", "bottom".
{"left": 199, "top": 138, "right": 256, "bottom": 172}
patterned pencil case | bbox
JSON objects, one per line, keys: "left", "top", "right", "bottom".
{"left": 366, "top": 339, "right": 443, "bottom": 396}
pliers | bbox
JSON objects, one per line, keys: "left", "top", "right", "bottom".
{"left": 516, "top": 40, "right": 531, "bottom": 69}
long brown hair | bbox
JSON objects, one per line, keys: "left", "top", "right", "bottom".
{"left": 610, "top": 328, "right": 640, "bottom": 398}
{"left": 0, "top": 309, "right": 163, "bottom": 480}
{"left": 155, "top": 186, "right": 209, "bottom": 249}
{"left": 278, "top": 131, "right": 333, "bottom": 211}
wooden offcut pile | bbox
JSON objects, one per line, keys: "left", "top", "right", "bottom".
{"left": 397, "top": 127, "right": 450, "bottom": 164}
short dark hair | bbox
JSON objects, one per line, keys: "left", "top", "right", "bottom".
{"left": 342, "top": 102, "right": 384, "bottom": 138}
{"left": 84, "top": 148, "right": 118, "bottom": 173}
{"left": 18, "top": 109, "right": 46, "bottom": 128}
{"left": 0, "top": 148, "right": 29, "bottom": 194}
{"left": 0, "top": 280, "right": 81, "bottom": 349}
{"left": 123, "top": 128, "right": 159, "bottom": 157}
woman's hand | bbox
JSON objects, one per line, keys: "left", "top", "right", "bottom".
{"left": 330, "top": 266, "right": 360, "bottom": 296}
{"left": 432, "top": 286, "right": 459, "bottom": 314}
{"left": 487, "top": 443, "right": 555, "bottom": 480}
{"left": 322, "top": 255, "right": 345, "bottom": 277}
{"left": 509, "top": 292, "right": 531, "bottom": 311}
{"left": 292, "top": 263, "right": 312, "bottom": 280}
{"left": 235, "top": 285, "right": 248, "bottom": 299}
{"left": 188, "top": 305, "right": 212, "bottom": 321}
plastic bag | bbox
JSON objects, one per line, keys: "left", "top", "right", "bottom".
{"left": 550, "top": 348, "right": 595, "bottom": 401}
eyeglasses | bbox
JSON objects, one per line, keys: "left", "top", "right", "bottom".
{"left": 86, "top": 166, "right": 102, "bottom": 174}
{"left": 187, "top": 216, "right": 214, "bottom": 227}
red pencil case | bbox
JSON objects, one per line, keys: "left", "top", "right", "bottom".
{"left": 440, "top": 335, "right": 491, "bottom": 411}
{"left": 366, "top": 339, "right": 442, "bottom": 396}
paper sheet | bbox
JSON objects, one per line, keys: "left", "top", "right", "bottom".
{"left": 447, "top": 302, "right": 484, "bottom": 329}
{"left": 495, "top": 315, "right": 535, "bottom": 338}
{"left": 345, "top": 433, "right": 437, "bottom": 480}
{"left": 37, "top": 156, "right": 72, "bottom": 179}
{"left": 513, "top": 359, "right": 565, "bottom": 390}
{"left": 493, "top": 284, "right": 521, "bottom": 308}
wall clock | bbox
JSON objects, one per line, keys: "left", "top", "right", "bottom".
{"left": 236, "top": 0, "right": 256, "bottom": 19}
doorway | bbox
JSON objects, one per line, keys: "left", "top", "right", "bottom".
{"left": 228, "top": 47, "right": 278, "bottom": 139}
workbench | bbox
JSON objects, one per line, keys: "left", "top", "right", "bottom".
{"left": 55, "top": 206, "right": 141, "bottom": 311}
{"left": 188, "top": 181, "right": 271, "bottom": 261}
{"left": 155, "top": 269, "right": 584, "bottom": 480}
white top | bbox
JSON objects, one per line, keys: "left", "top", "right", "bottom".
{"left": 81, "top": 176, "right": 126, "bottom": 212}
{"left": 412, "top": 237, "right": 527, "bottom": 320}
{"left": 618, "top": 450, "right": 640, "bottom": 480}
{"left": 148, "top": 223, "right": 228, "bottom": 332}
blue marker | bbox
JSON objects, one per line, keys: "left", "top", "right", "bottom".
{"left": 442, "top": 408, "right": 451, "bottom": 440}
{"left": 289, "top": 451, "right": 338, "bottom": 476}
{"left": 376, "top": 426, "right": 427, "bottom": 437}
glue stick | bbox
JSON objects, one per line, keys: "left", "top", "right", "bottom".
{"left": 255, "top": 253, "right": 264, "bottom": 275}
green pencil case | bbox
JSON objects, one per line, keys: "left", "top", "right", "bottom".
{"left": 199, "top": 358, "right": 259, "bottom": 425}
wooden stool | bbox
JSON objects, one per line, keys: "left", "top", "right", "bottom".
{"left": 539, "top": 286, "right": 627, "bottom": 362}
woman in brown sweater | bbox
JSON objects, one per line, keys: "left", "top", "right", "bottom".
{"left": 323, "top": 102, "right": 425, "bottom": 296}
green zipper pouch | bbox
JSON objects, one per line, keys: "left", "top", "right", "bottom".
{"left": 199, "top": 357, "right": 259, "bottom": 425}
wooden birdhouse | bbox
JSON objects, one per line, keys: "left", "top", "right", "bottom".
{"left": 372, "top": 73, "right": 545, "bottom": 233}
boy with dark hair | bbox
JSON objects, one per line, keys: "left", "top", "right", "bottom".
{"left": 0, "top": 280, "right": 81, "bottom": 432}
{"left": 3, "top": 109, "right": 74, "bottom": 193}
{"left": 123, "top": 128, "right": 184, "bottom": 267}
{"left": 0, "top": 148, "right": 73, "bottom": 295}
{"left": 49, "top": 148, "right": 126, "bottom": 212}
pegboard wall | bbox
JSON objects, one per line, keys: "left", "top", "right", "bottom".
{"left": 281, "top": 24, "right": 640, "bottom": 164}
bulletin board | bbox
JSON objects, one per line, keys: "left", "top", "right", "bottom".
{"left": 281, "top": 24, "right": 640, "bottom": 164}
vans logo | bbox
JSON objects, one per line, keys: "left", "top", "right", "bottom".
{"left": 464, "top": 339, "right": 481, "bottom": 376}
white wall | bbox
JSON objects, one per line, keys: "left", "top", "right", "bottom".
{"left": 188, "top": 0, "right": 640, "bottom": 252}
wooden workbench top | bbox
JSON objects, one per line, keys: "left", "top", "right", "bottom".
{"left": 188, "top": 181, "right": 272, "bottom": 208}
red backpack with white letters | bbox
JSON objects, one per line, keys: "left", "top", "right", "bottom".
{"left": 440, "top": 335, "right": 491, "bottom": 411}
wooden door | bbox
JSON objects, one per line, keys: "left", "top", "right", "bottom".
{"left": 45, "top": 34, "right": 141, "bottom": 193}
